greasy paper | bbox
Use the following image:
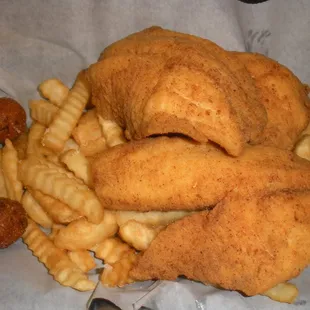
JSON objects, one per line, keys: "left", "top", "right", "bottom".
{"left": 1, "top": 0, "right": 310, "bottom": 309}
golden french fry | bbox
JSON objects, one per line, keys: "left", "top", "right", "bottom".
{"left": 49, "top": 224, "right": 65, "bottom": 241}
{"left": 72, "top": 109, "right": 107, "bottom": 156}
{"left": 38, "top": 79, "right": 69, "bottom": 107}
{"left": 91, "top": 237, "right": 131, "bottom": 264}
{"left": 60, "top": 150, "right": 92, "bottom": 186}
{"left": 68, "top": 250, "right": 96, "bottom": 273}
{"left": 42, "top": 71, "right": 91, "bottom": 152}
{"left": 262, "top": 283, "right": 299, "bottom": 304}
{"left": 19, "top": 156, "right": 103, "bottom": 223}
{"left": 295, "top": 135, "right": 310, "bottom": 161}
{"left": 79, "top": 136, "right": 107, "bottom": 157}
{"left": 100, "top": 250, "right": 137, "bottom": 287}
{"left": 98, "top": 116, "right": 126, "bottom": 147}
{"left": 45, "top": 154, "right": 61, "bottom": 165}
{"left": 0, "top": 149, "right": 8, "bottom": 198}
{"left": 30, "top": 189, "right": 82, "bottom": 224}
{"left": 21, "top": 191, "right": 53, "bottom": 228}
{"left": 46, "top": 138, "right": 79, "bottom": 165}
{"left": 54, "top": 211, "right": 118, "bottom": 250}
{"left": 27, "top": 122, "right": 53, "bottom": 156}
{"left": 12, "top": 132, "right": 28, "bottom": 160}
{"left": 29, "top": 99, "right": 59, "bottom": 126}
{"left": 26, "top": 156, "right": 83, "bottom": 184}
{"left": 2, "top": 139, "right": 23, "bottom": 202}
{"left": 119, "top": 220, "right": 162, "bottom": 251}
{"left": 115, "top": 210, "right": 192, "bottom": 227}
{"left": 61, "top": 138, "right": 80, "bottom": 153}
{"left": 80, "top": 137, "right": 107, "bottom": 157}
{"left": 43, "top": 139, "right": 77, "bottom": 168}
{"left": 23, "top": 219, "right": 95, "bottom": 291}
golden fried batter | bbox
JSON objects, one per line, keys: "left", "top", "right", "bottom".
{"left": 92, "top": 137, "right": 310, "bottom": 211}
{"left": 0, "top": 198, "right": 27, "bottom": 248}
{"left": 87, "top": 26, "right": 267, "bottom": 156}
{"left": 130, "top": 190, "right": 310, "bottom": 296}
{"left": 0, "top": 98, "right": 26, "bottom": 144}
{"left": 234, "top": 52, "right": 310, "bottom": 150}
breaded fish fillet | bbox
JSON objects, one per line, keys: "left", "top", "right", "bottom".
{"left": 130, "top": 190, "right": 310, "bottom": 296}
{"left": 87, "top": 26, "right": 267, "bottom": 156}
{"left": 234, "top": 52, "right": 310, "bottom": 150}
{"left": 92, "top": 137, "right": 310, "bottom": 211}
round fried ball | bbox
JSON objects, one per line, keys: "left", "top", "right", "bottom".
{"left": 0, "top": 98, "right": 26, "bottom": 144}
{"left": 0, "top": 198, "right": 27, "bottom": 248}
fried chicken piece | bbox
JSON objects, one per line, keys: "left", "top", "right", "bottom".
{"left": 233, "top": 52, "right": 310, "bottom": 150}
{"left": 92, "top": 136, "right": 310, "bottom": 211}
{"left": 0, "top": 98, "right": 26, "bottom": 144}
{"left": 130, "top": 190, "right": 310, "bottom": 296}
{"left": 0, "top": 198, "right": 27, "bottom": 248}
{"left": 87, "top": 26, "right": 267, "bottom": 156}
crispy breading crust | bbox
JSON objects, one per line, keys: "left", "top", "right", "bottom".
{"left": 234, "top": 52, "right": 310, "bottom": 150}
{"left": 130, "top": 190, "right": 310, "bottom": 296}
{"left": 88, "top": 26, "right": 267, "bottom": 156}
{"left": 92, "top": 137, "right": 310, "bottom": 211}
{"left": 0, "top": 198, "right": 27, "bottom": 248}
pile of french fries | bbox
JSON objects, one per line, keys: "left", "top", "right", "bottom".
{"left": 0, "top": 70, "right": 189, "bottom": 291}
{"left": 1, "top": 69, "right": 306, "bottom": 304}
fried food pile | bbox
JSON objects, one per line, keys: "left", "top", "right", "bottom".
{"left": 88, "top": 27, "right": 310, "bottom": 303}
{"left": 3, "top": 26, "right": 310, "bottom": 304}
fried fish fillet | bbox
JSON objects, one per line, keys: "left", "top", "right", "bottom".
{"left": 92, "top": 137, "right": 310, "bottom": 211}
{"left": 130, "top": 190, "right": 310, "bottom": 296}
{"left": 234, "top": 52, "right": 310, "bottom": 150}
{"left": 87, "top": 26, "right": 267, "bottom": 156}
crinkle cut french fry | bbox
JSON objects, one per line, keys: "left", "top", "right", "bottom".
{"left": 72, "top": 109, "right": 107, "bottom": 157}
{"left": 54, "top": 211, "right": 118, "bottom": 250}
{"left": 27, "top": 122, "right": 54, "bottom": 156}
{"left": 100, "top": 250, "right": 137, "bottom": 287}
{"left": 42, "top": 71, "right": 91, "bottom": 152}
{"left": 23, "top": 219, "right": 95, "bottom": 291}
{"left": 38, "top": 79, "right": 69, "bottom": 107}
{"left": 60, "top": 149, "right": 92, "bottom": 186}
{"left": 0, "top": 149, "right": 8, "bottom": 198}
{"left": 30, "top": 189, "right": 82, "bottom": 224}
{"left": 29, "top": 99, "right": 59, "bottom": 126}
{"left": 45, "top": 154, "right": 61, "bottom": 165}
{"left": 78, "top": 136, "right": 107, "bottom": 157}
{"left": 98, "top": 116, "right": 126, "bottom": 147}
{"left": 26, "top": 156, "right": 84, "bottom": 184}
{"left": 72, "top": 109, "right": 102, "bottom": 142}
{"left": 115, "top": 210, "right": 192, "bottom": 227}
{"left": 262, "top": 283, "right": 299, "bottom": 304}
{"left": 295, "top": 135, "right": 310, "bottom": 161}
{"left": 61, "top": 138, "right": 79, "bottom": 153}
{"left": 119, "top": 220, "right": 162, "bottom": 251}
{"left": 19, "top": 157, "right": 103, "bottom": 223}
{"left": 21, "top": 191, "right": 53, "bottom": 228}
{"left": 91, "top": 237, "right": 131, "bottom": 264}
{"left": 68, "top": 250, "right": 96, "bottom": 273}
{"left": 27, "top": 122, "right": 45, "bottom": 155}
{"left": 49, "top": 224, "right": 65, "bottom": 241}
{"left": 2, "top": 139, "right": 23, "bottom": 202}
